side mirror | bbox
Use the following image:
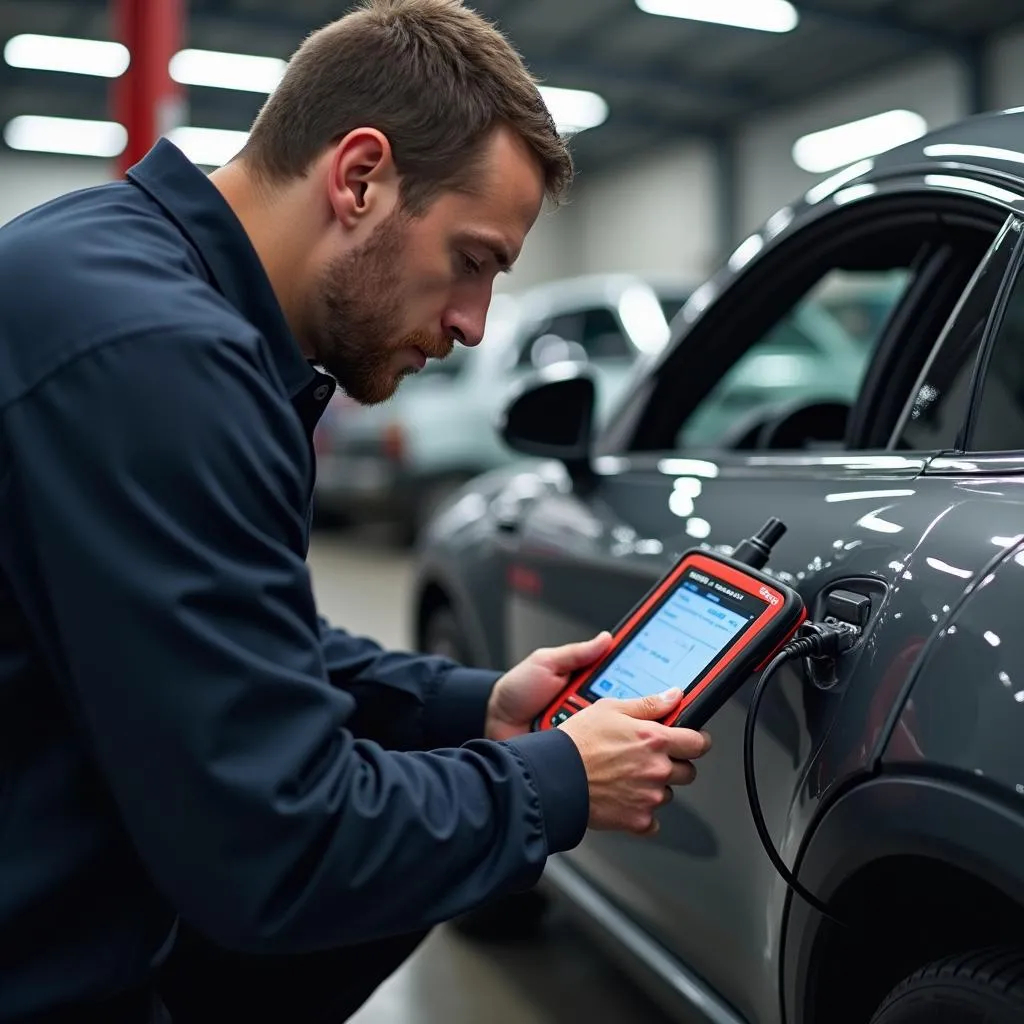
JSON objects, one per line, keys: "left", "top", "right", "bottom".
{"left": 497, "top": 364, "right": 596, "bottom": 472}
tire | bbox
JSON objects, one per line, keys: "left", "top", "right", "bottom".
{"left": 422, "top": 604, "right": 472, "bottom": 664}
{"left": 870, "top": 947, "right": 1024, "bottom": 1024}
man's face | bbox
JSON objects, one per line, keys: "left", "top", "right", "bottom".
{"left": 310, "top": 126, "right": 545, "bottom": 405}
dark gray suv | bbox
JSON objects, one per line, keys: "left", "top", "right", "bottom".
{"left": 411, "top": 108, "right": 1024, "bottom": 1024}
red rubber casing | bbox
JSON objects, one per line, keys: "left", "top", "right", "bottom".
{"left": 532, "top": 549, "right": 806, "bottom": 733}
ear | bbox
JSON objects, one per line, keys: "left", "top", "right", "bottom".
{"left": 326, "top": 128, "right": 399, "bottom": 230}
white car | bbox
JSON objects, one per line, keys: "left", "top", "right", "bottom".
{"left": 312, "top": 273, "right": 691, "bottom": 543}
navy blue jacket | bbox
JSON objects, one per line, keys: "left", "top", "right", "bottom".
{"left": 0, "top": 140, "right": 588, "bottom": 1020}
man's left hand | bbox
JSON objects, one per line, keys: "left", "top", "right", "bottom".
{"left": 485, "top": 632, "right": 614, "bottom": 741}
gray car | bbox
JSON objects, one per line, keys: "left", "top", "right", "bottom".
{"left": 410, "top": 108, "right": 1024, "bottom": 1024}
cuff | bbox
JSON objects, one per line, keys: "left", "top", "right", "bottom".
{"left": 505, "top": 729, "right": 589, "bottom": 854}
{"left": 423, "top": 666, "right": 501, "bottom": 749}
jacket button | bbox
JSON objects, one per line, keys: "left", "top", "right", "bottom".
{"left": 313, "top": 384, "right": 331, "bottom": 401}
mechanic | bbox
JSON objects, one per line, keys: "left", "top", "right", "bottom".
{"left": 0, "top": 1, "right": 712, "bottom": 1021}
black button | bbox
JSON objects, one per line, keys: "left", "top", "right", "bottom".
{"left": 549, "top": 708, "right": 572, "bottom": 727}
{"left": 313, "top": 384, "right": 332, "bottom": 402}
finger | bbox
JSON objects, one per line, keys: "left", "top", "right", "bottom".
{"left": 660, "top": 785, "right": 675, "bottom": 806}
{"left": 667, "top": 760, "right": 697, "bottom": 787}
{"left": 663, "top": 727, "right": 713, "bottom": 760}
{"left": 615, "top": 688, "right": 682, "bottom": 721}
{"left": 637, "top": 816, "right": 660, "bottom": 838}
{"left": 543, "top": 631, "right": 614, "bottom": 673}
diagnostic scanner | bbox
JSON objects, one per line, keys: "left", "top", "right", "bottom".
{"left": 533, "top": 519, "right": 806, "bottom": 733}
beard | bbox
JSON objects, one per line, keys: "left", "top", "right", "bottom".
{"left": 308, "top": 209, "right": 454, "bottom": 405}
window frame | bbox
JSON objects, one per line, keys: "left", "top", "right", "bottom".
{"left": 888, "top": 216, "right": 1024, "bottom": 454}
{"left": 601, "top": 191, "right": 1013, "bottom": 460}
{"left": 958, "top": 222, "right": 1024, "bottom": 456}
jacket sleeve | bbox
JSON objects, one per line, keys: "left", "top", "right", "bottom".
{"left": 316, "top": 620, "right": 501, "bottom": 751}
{"left": 6, "top": 328, "right": 589, "bottom": 955}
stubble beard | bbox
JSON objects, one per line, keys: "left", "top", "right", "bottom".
{"left": 312, "top": 210, "right": 453, "bottom": 405}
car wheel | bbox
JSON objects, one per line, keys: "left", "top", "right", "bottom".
{"left": 422, "top": 605, "right": 471, "bottom": 664}
{"left": 869, "top": 947, "right": 1024, "bottom": 1023}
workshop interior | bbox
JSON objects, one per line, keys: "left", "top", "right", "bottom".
{"left": 6, "top": 0, "right": 1024, "bottom": 1021}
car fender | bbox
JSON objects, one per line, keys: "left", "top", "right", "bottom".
{"left": 782, "top": 772, "right": 1024, "bottom": 1024}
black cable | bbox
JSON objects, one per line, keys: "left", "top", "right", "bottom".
{"left": 743, "top": 626, "right": 859, "bottom": 931}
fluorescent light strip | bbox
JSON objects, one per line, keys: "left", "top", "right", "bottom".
{"left": 635, "top": 0, "right": 799, "bottom": 33}
{"left": 3, "top": 115, "right": 127, "bottom": 158}
{"left": 4, "top": 33, "right": 130, "bottom": 77}
{"left": 538, "top": 86, "right": 608, "bottom": 135}
{"left": 170, "top": 48, "right": 286, "bottom": 93}
{"left": 793, "top": 109, "right": 927, "bottom": 174}
{"left": 2, "top": 115, "right": 248, "bottom": 167}
{"left": 167, "top": 126, "right": 250, "bottom": 167}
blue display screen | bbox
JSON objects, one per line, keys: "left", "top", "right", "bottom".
{"left": 580, "top": 568, "right": 769, "bottom": 703}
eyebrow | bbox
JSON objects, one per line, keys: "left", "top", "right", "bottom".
{"left": 461, "top": 231, "right": 515, "bottom": 274}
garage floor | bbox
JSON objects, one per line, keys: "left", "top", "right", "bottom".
{"left": 308, "top": 529, "right": 673, "bottom": 1024}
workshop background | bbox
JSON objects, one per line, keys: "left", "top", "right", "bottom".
{"left": 4, "top": 1, "right": 1024, "bottom": 1021}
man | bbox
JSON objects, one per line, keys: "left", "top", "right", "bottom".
{"left": 0, "top": 1, "right": 711, "bottom": 1021}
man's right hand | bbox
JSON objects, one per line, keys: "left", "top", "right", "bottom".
{"left": 558, "top": 689, "right": 712, "bottom": 837}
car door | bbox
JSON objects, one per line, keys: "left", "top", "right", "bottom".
{"left": 503, "top": 190, "right": 1024, "bottom": 1022}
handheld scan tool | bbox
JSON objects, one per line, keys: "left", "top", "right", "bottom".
{"left": 533, "top": 519, "right": 806, "bottom": 733}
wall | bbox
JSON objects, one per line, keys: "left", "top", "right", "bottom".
{"left": 504, "top": 139, "right": 718, "bottom": 290}
{"left": 989, "top": 26, "right": 1024, "bottom": 111}
{"left": 734, "top": 54, "right": 969, "bottom": 240}
{"left": 0, "top": 153, "right": 114, "bottom": 225}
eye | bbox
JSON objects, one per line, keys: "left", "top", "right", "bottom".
{"left": 461, "top": 253, "right": 482, "bottom": 276}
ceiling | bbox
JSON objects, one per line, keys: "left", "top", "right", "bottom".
{"left": 0, "top": 0, "right": 1023, "bottom": 173}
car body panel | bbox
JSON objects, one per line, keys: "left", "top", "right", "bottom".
{"left": 500, "top": 459, "right": 1024, "bottom": 1024}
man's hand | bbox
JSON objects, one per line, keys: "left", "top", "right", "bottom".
{"left": 484, "top": 632, "right": 614, "bottom": 742}
{"left": 559, "top": 691, "right": 712, "bottom": 837}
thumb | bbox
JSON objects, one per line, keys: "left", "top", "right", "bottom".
{"left": 616, "top": 687, "right": 682, "bottom": 720}
{"left": 545, "top": 631, "right": 614, "bottom": 673}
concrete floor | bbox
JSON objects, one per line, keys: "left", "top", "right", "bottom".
{"left": 307, "top": 528, "right": 673, "bottom": 1024}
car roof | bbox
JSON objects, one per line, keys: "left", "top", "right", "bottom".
{"left": 500, "top": 272, "right": 695, "bottom": 317}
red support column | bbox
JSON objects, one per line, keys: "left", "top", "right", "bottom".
{"left": 112, "top": 0, "right": 188, "bottom": 177}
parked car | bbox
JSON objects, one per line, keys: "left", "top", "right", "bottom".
{"left": 311, "top": 273, "right": 691, "bottom": 542}
{"left": 410, "top": 107, "right": 1024, "bottom": 1024}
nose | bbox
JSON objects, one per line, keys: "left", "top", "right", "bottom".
{"left": 443, "top": 300, "right": 489, "bottom": 348}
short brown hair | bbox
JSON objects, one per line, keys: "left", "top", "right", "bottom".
{"left": 242, "top": 0, "right": 574, "bottom": 212}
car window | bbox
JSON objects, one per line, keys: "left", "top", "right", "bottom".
{"left": 659, "top": 296, "right": 688, "bottom": 324}
{"left": 893, "top": 221, "right": 1023, "bottom": 452}
{"left": 516, "top": 307, "right": 635, "bottom": 368}
{"left": 967, "top": 256, "right": 1024, "bottom": 452}
{"left": 580, "top": 307, "right": 633, "bottom": 361}
{"left": 678, "top": 268, "right": 911, "bottom": 448}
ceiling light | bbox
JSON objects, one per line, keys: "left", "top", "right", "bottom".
{"left": 167, "top": 126, "right": 249, "bottom": 167}
{"left": 3, "top": 115, "right": 127, "bottom": 158}
{"left": 4, "top": 33, "right": 130, "bottom": 77}
{"left": 538, "top": 86, "right": 608, "bottom": 135}
{"left": 793, "top": 110, "right": 927, "bottom": 174}
{"left": 170, "top": 49, "right": 286, "bottom": 93}
{"left": 635, "top": 0, "right": 799, "bottom": 33}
